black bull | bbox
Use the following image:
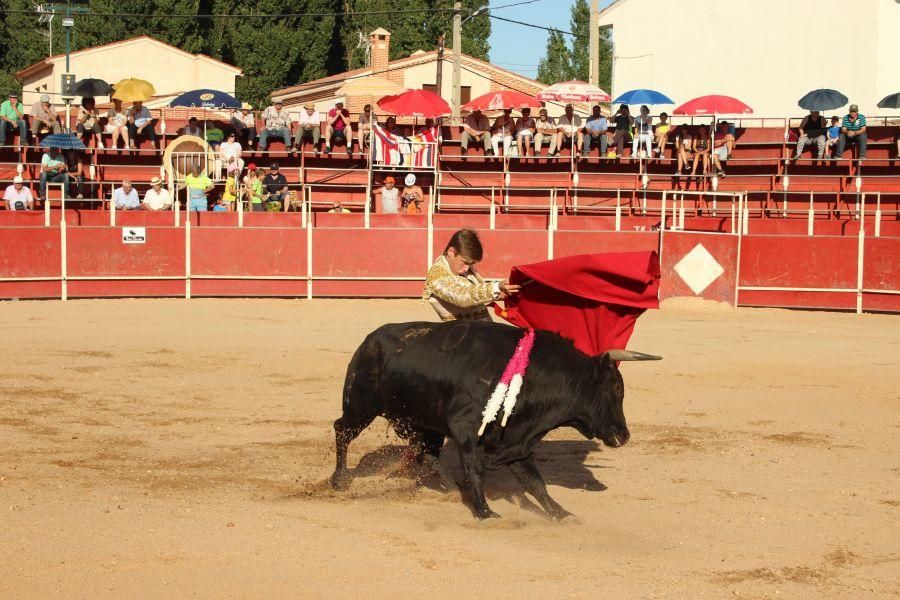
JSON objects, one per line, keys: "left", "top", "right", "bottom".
{"left": 331, "top": 321, "right": 660, "bottom": 519}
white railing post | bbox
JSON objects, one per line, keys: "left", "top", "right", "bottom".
{"left": 184, "top": 205, "right": 191, "bottom": 299}
{"left": 110, "top": 195, "right": 116, "bottom": 226}
{"left": 306, "top": 214, "right": 313, "bottom": 300}
{"left": 174, "top": 200, "right": 181, "bottom": 227}
{"left": 874, "top": 192, "right": 881, "bottom": 237}
{"left": 678, "top": 192, "right": 685, "bottom": 230}
{"left": 59, "top": 218, "right": 67, "bottom": 301}
{"left": 427, "top": 186, "right": 434, "bottom": 265}
{"left": 742, "top": 192, "right": 750, "bottom": 235}
{"left": 300, "top": 187, "right": 306, "bottom": 229}
{"left": 807, "top": 191, "right": 814, "bottom": 236}
{"left": 660, "top": 190, "right": 667, "bottom": 233}
{"left": 489, "top": 198, "right": 496, "bottom": 230}
{"left": 730, "top": 196, "right": 736, "bottom": 234}
{"left": 615, "top": 189, "right": 621, "bottom": 232}
{"left": 856, "top": 193, "right": 865, "bottom": 314}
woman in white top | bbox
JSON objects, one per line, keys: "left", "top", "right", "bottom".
{"left": 377, "top": 176, "right": 399, "bottom": 214}
{"left": 218, "top": 131, "right": 244, "bottom": 176}
{"left": 105, "top": 98, "right": 129, "bottom": 150}
{"left": 632, "top": 105, "right": 653, "bottom": 158}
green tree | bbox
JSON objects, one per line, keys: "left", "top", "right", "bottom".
{"left": 536, "top": 29, "right": 572, "bottom": 85}
{"left": 536, "top": 0, "right": 612, "bottom": 90}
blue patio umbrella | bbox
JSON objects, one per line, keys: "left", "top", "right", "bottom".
{"left": 612, "top": 89, "right": 674, "bottom": 105}
{"left": 798, "top": 89, "right": 848, "bottom": 111}
{"left": 170, "top": 89, "right": 240, "bottom": 109}
{"left": 877, "top": 93, "right": 900, "bottom": 109}
{"left": 40, "top": 133, "right": 86, "bottom": 150}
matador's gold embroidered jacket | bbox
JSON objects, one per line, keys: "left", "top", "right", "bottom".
{"left": 422, "top": 255, "right": 499, "bottom": 321}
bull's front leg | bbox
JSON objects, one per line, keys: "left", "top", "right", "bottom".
{"left": 456, "top": 441, "right": 498, "bottom": 519}
{"left": 508, "top": 454, "right": 573, "bottom": 521}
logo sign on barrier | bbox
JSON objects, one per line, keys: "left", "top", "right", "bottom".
{"left": 122, "top": 227, "right": 147, "bottom": 244}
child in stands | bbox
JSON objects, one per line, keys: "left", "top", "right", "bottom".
{"left": 826, "top": 116, "right": 841, "bottom": 159}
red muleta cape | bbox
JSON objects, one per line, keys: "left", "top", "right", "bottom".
{"left": 495, "top": 251, "right": 661, "bottom": 356}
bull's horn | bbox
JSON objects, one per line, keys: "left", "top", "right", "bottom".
{"left": 605, "top": 349, "right": 662, "bottom": 361}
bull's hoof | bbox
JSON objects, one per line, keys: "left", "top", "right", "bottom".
{"left": 474, "top": 508, "right": 501, "bottom": 520}
{"left": 330, "top": 471, "right": 352, "bottom": 491}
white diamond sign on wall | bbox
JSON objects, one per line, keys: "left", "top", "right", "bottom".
{"left": 673, "top": 243, "right": 724, "bottom": 295}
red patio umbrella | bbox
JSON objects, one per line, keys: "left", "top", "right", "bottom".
{"left": 496, "top": 251, "right": 661, "bottom": 356}
{"left": 461, "top": 90, "right": 541, "bottom": 112}
{"left": 536, "top": 80, "right": 611, "bottom": 103}
{"left": 673, "top": 94, "right": 753, "bottom": 115}
{"left": 377, "top": 89, "right": 451, "bottom": 118}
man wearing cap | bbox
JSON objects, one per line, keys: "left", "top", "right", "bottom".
{"left": 30, "top": 94, "right": 62, "bottom": 139}
{"left": 4, "top": 175, "right": 34, "bottom": 210}
{"left": 112, "top": 179, "right": 140, "bottom": 210}
{"left": 325, "top": 101, "right": 351, "bottom": 154}
{"left": 39, "top": 145, "right": 69, "bottom": 200}
{"left": 262, "top": 163, "right": 290, "bottom": 210}
{"left": 376, "top": 176, "right": 399, "bottom": 214}
{"left": 0, "top": 92, "right": 28, "bottom": 149}
{"left": 142, "top": 176, "right": 172, "bottom": 211}
{"left": 295, "top": 104, "right": 321, "bottom": 152}
{"left": 836, "top": 104, "right": 867, "bottom": 160}
{"left": 259, "top": 100, "right": 292, "bottom": 151}
{"left": 231, "top": 102, "right": 256, "bottom": 148}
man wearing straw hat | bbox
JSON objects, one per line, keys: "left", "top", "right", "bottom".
{"left": 142, "top": 176, "right": 172, "bottom": 211}
{"left": 295, "top": 103, "right": 321, "bottom": 153}
{"left": 231, "top": 102, "right": 256, "bottom": 148}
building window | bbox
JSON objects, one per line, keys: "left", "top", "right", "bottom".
{"left": 461, "top": 86, "right": 471, "bottom": 104}
{"left": 423, "top": 84, "right": 437, "bottom": 95}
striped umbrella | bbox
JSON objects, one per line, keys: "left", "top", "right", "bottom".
{"left": 537, "top": 80, "right": 611, "bottom": 103}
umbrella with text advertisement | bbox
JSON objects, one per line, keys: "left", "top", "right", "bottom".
{"left": 613, "top": 89, "right": 674, "bottom": 105}
{"left": 461, "top": 90, "right": 541, "bottom": 112}
{"left": 112, "top": 78, "right": 155, "bottom": 103}
{"left": 673, "top": 95, "right": 753, "bottom": 115}
{"left": 377, "top": 89, "right": 451, "bottom": 118}
{"left": 798, "top": 89, "right": 848, "bottom": 111}
{"left": 170, "top": 89, "right": 240, "bottom": 109}
{"left": 537, "top": 80, "right": 611, "bottom": 103}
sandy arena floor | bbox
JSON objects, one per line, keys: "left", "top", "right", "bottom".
{"left": 0, "top": 298, "right": 898, "bottom": 598}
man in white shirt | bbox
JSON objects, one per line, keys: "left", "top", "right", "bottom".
{"left": 533, "top": 108, "right": 558, "bottom": 156}
{"left": 490, "top": 108, "right": 515, "bottom": 157}
{"left": 182, "top": 117, "right": 203, "bottom": 137}
{"left": 112, "top": 179, "right": 140, "bottom": 210}
{"left": 461, "top": 110, "right": 491, "bottom": 154}
{"left": 295, "top": 104, "right": 321, "bottom": 152}
{"left": 556, "top": 104, "right": 583, "bottom": 156}
{"left": 231, "top": 103, "right": 256, "bottom": 148}
{"left": 259, "top": 100, "right": 292, "bottom": 151}
{"left": 4, "top": 175, "right": 34, "bottom": 210}
{"left": 142, "top": 176, "right": 172, "bottom": 211}
{"left": 127, "top": 101, "right": 156, "bottom": 148}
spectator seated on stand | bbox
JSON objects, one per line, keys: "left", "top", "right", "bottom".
{"left": 836, "top": 104, "right": 867, "bottom": 160}
{"left": 205, "top": 121, "right": 225, "bottom": 149}
{"left": 30, "top": 94, "right": 62, "bottom": 143}
{"left": 533, "top": 108, "right": 557, "bottom": 157}
{"left": 400, "top": 173, "right": 424, "bottom": 214}
{"left": 0, "top": 91, "right": 28, "bottom": 150}
{"left": 4, "top": 175, "right": 35, "bottom": 210}
{"left": 142, "top": 176, "right": 172, "bottom": 211}
{"left": 259, "top": 100, "right": 292, "bottom": 152}
{"left": 112, "top": 179, "right": 141, "bottom": 210}
{"left": 262, "top": 162, "right": 290, "bottom": 211}
{"left": 231, "top": 103, "right": 256, "bottom": 149}
{"left": 182, "top": 117, "right": 203, "bottom": 137}
{"left": 675, "top": 126, "right": 694, "bottom": 175}
{"left": 64, "top": 149, "right": 86, "bottom": 199}
{"left": 127, "top": 101, "right": 157, "bottom": 150}
{"left": 219, "top": 131, "right": 244, "bottom": 176}
{"left": 358, "top": 104, "right": 377, "bottom": 153}
{"left": 654, "top": 112, "right": 671, "bottom": 158}
{"left": 515, "top": 108, "right": 536, "bottom": 158}
{"left": 557, "top": 104, "right": 583, "bottom": 156}
{"left": 490, "top": 109, "right": 515, "bottom": 157}
{"left": 105, "top": 98, "right": 130, "bottom": 151}
{"left": 295, "top": 103, "right": 321, "bottom": 153}
{"left": 582, "top": 105, "right": 608, "bottom": 158}
{"left": 794, "top": 110, "right": 827, "bottom": 160}
{"left": 76, "top": 97, "right": 103, "bottom": 149}
{"left": 325, "top": 101, "right": 351, "bottom": 155}
{"left": 328, "top": 201, "right": 351, "bottom": 214}
{"left": 632, "top": 105, "right": 653, "bottom": 159}
{"left": 825, "top": 116, "right": 841, "bottom": 159}
{"left": 612, "top": 104, "right": 633, "bottom": 157}
{"left": 38, "top": 145, "right": 69, "bottom": 202}
{"left": 461, "top": 109, "right": 491, "bottom": 156}
{"left": 716, "top": 120, "right": 736, "bottom": 159}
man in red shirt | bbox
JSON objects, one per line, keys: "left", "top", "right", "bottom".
{"left": 325, "top": 101, "right": 351, "bottom": 154}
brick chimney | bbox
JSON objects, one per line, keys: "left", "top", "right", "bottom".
{"left": 369, "top": 28, "right": 391, "bottom": 73}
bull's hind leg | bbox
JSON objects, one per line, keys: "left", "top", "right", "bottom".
{"left": 331, "top": 413, "right": 375, "bottom": 490}
{"left": 508, "top": 454, "right": 573, "bottom": 521}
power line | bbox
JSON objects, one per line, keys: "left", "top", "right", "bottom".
{"left": 488, "top": 14, "right": 574, "bottom": 36}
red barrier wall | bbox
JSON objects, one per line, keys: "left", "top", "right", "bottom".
{"left": 0, "top": 227, "right": 61, "bottom": 298}
{"left": 659, "top": 231, "right": 738, "bottom": 304}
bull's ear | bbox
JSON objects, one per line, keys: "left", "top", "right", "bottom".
{"left": 604, "top": 349, "right": 662, "bottom": 362}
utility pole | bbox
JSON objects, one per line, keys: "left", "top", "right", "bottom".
{"left": 46, "top": 2, "right": 90, "bottom": 130}
{"left": 589, "top": 0, "right": 599, "bottom": 86}
{"left": 436, "top": 35, "right": 445, "bottom": 100}
{"left": 451, "top": 1, "right": 461, "bottom": 125}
